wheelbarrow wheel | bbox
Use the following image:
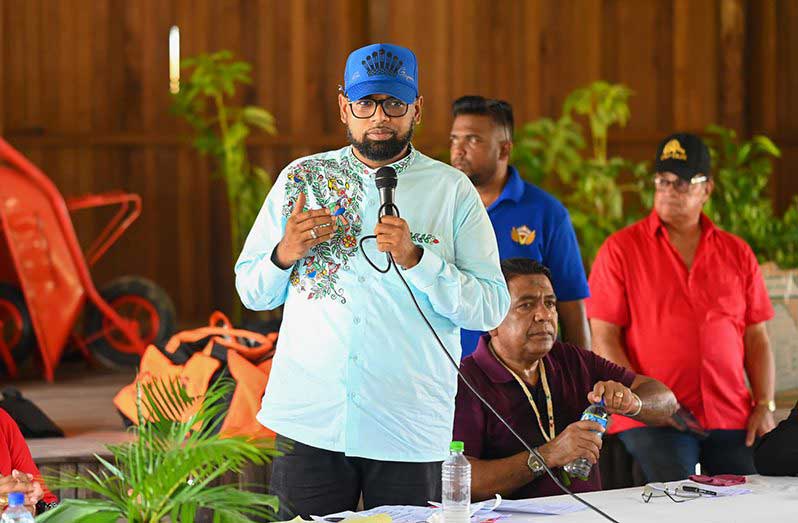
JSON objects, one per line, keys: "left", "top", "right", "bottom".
{"left": 84, "top": 276, "right": 176, "bottom": 368}
{"left": 0, "top": 283, "right": 36, "bottom": 373}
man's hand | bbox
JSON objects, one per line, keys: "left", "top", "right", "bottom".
{"left": 536, "top": 420, "right": 605, "bottom": 468}
{"left": 0, "top": 474, "right": 22, "bottom": 496}
{"left": 0, "top": 471, "right": 37, "bottom": 515}
{"left": 274, "top": 192, "right": 334, "bottom": 269}
{"left": 588, "top": 380, "right": 639, "bottom": 415}
{"left": 374, "top": 216, "right": 422, "bottom": 269}
{"left": 13, "top": 470, "right": 42, "bottom": 513}
{"left": 746, "top": 404, "right": 776, "bottom": 447}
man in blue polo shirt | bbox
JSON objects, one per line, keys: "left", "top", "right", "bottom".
{"left": 450, "top": 96, "right": 590, "bottom": 357}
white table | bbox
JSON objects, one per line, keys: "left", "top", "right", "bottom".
{"left": 507, "top": 475, "right": 798, "bottom": 522}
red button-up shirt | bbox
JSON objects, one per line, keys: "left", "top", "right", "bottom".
{"left": 587, "top": 211, "right": 774, "bottom": 433}
{"left": 0, "top": 408, "right": 58, "bottom": 504}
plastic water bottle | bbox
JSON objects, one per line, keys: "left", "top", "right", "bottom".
{"left": 563, "top": 399, "right": 609, "bottom": 481}
{"left": 1, "top": 492, "right": 34, "bottom": 522}
{"left": 442, "top": 441, "right": 471, "bottom": 523}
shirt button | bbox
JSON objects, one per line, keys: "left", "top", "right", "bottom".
{"left": 358, "top": 276, "right": 366, "bottom": 283}
{"left": 350, "top": 354, "right": 359, "bottom": 363}
{"left": 368, "top": 199, "right": 376, "bottom": 206}
{"left": 353, "top": 317, "right": 361, "bottom": 325}
{"left": 349, "top": 392, "right": 357, "bottom": 400}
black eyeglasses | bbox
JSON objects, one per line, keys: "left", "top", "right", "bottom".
{"left": 349, "top": 97, "right": 410, "bottom": 119}
{"left": 641, "top": 483, "right": 703, "bottom": 503}
{"left": 653, "top": 174, "right": 708, "bottom": 194}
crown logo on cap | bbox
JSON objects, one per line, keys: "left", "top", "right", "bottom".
{"left": 661, "top": 139, "right": 687, "bottom": 161}
{"left": 361, "top": 49, "right": 403, "bottom": 78}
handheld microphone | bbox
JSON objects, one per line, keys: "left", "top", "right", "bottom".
{"left": 375, "top": 166, "right": 398, "bottom": 217}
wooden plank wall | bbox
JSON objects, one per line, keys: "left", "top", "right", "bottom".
{"left": 1, "top": 0, "right": 796, "bottom": 322}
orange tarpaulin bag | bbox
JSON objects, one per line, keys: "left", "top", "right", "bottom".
{"left": 113, "top": 312, "right": 278, "bottom": 439}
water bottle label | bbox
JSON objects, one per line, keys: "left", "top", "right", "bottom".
{"left": 581, "top": 412, "right": 608, "bottom": 429}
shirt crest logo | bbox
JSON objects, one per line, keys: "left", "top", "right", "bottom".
{"left": 511, "top": 225, "right": 536, "bottom": 246}
{"left": 660, "top": 139, "right": 687, "bottom": 161}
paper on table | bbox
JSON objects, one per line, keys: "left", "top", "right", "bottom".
{"left": 493, "top": 498, "right": 586, "bottom": 515}
{"left": 310, "top": 511, "right": 392, "bottom": 523}
{"left": 679, "top": 481, "right": 753, "bottom": 497}
{"left": 430, "top": 494, "right": 582, "bottom": 517}
{"left": 427, "top": 494, "right": 503, "bottom": 515}
{"left": 317, "top": 503, "right": 508, "bottom": 523}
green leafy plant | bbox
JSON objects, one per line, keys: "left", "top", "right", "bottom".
{"left": 171, "top": 51, "right": 277, "bottom": 262}
{"left": 513, "top": 81, "right": 797, "bottom": 269}
{"left": 37, "top": 378, "right": 278, "bottom": 523}
{"left": 512, "top": 81, "right": 649, "bottom": 265}
{"left": 703, "top": 125, "right": 798, "bottom": 268}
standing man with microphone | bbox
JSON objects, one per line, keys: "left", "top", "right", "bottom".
{"left": 235, "top": 43, "right": 510, "bottom": 518}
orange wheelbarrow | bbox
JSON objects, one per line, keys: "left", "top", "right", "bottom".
{"left": 0, "top": 138, "right": 176, "bottom": 381}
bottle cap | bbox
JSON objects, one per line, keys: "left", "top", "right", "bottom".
{"left": 8, "top": 491, "right": 25, "bottom": 506}
{"left": 450, "top": 441, "right": 464, "bottom": 452}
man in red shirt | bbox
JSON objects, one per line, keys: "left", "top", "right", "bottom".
{"left": 0, "top": 408, "right": 58, "bottom": 514}
{"left": 587, "top": 133, "right": 776, "bottom": 482}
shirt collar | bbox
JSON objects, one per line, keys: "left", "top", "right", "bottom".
{"left": 645, "top": 210, "right": 717, "bottom": 238}
{"left": 472, "top": 334, "right": 515, "bottom": 383}
{"left": 345, "top": 144, "right": 418, "bottom": 176}
{"left": 487, "top": 166, "right": 525, "bottom": 212}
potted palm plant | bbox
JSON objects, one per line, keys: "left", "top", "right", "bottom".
{"left": 36, "top": 378, "right": 279, "bottom": 522}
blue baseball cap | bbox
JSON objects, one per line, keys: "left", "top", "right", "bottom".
{"left": 343, "top": 43, "right": 418, "bottom": 104}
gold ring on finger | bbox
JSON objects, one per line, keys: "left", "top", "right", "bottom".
{"left": 614, "top": 391, "right": 624, "bottom": 398}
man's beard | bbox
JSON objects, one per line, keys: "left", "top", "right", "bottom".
{"left": 347, "top": 125, "right": 414, "bottom": 162}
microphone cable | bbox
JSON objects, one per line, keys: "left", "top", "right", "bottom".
{"left": 359, "top": 203, "right": 620, "bottom": 523}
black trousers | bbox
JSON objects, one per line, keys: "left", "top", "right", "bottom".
{"left": 270, "top": 434, "right": 442, "bottom": 519}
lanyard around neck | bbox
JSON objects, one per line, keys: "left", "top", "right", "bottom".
{"left": 489, "top": 341, "right": 556, "bottom": 442}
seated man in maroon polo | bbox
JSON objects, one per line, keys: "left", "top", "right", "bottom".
{"left": 453, "top": 258, "right": 680, "bottom": 500}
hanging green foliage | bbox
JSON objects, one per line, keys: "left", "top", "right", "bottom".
{"left": 170, "top": 51, "right": 277, "bottom": 264}
{"left": 513, "top": 81, "right": 796, "bottom": 269}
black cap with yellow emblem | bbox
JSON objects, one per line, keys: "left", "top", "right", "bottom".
{"left": 655, "top": 132, "right": 711, "bottom": 182}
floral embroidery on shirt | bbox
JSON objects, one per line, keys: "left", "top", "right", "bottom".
{"left": 411, "top": 232, "right": 440, "bottom": 245}
{"left": 282, "top": 158, "right": 363, "bottom": 303}
{"left": 281, "top": 147, "right": 417, "bottom": 303}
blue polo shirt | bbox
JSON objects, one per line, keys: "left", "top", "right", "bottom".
{"left": 460, "top": 166, "right": 589, "bottom": 357}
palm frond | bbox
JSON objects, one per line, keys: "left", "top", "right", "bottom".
{"left": 42, "top": 377, "right": 279, "bottom": 522}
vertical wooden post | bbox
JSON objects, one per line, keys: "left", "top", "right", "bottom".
{"left": 719, "top": 0, "right": 746, "bottom": 134}
{"left": 747, "top": 0, "right": 778, "bottom": 135}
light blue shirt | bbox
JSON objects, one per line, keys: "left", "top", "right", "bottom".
{"left": 235, "top": 145, "right": 510, "bottom": 462}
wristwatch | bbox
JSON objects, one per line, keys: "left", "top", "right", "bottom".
{"left": 757, "top": 399, "right": 776, "bottom": 412}
{"left": 527, "top": 450, "right": 546, "bottom": 479}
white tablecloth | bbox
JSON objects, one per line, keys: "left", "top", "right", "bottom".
{"left": 508, "top": 475, "right": 798, "bottom": 522}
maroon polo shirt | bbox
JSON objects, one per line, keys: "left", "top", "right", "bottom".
{"left": 453, "top": 335, "right": 636, "bottom": 498}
